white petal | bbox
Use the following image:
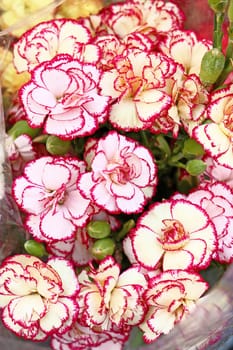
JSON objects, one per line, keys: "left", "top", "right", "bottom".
{"left": 48, "top": 258, "right": 79, "bottom": 297}
{"left": 132, "top": 226, "right": 164, "bottom": 268}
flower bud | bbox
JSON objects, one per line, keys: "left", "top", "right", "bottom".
{"left": 46, "top": 135, "right": 71, "bottom": 155}
{"left": 208, "top": 0, "right": 228, "bottom": 13}
{"left": 186, "top": 159, "right": 207, "bottom": 176}
{"left": 87, "top": 220, "right": 111, "bottom": 239}
{"left": 24, "top": 239, "right": 48, "bottom": 258}
{"left": 200, "top": 48, "right": 225, "bottom": 84}
{"left": 91, "top": 238, "right": 116, "bottom": 260}
{"left": 8, "top": 120, "right": 41, "bottom": 139}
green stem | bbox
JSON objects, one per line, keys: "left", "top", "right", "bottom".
{"left": 213, "top": 12, "right": 225, "bottom": 50}
{"left": 115, "top": 219, "right": 135, "bottom": 242}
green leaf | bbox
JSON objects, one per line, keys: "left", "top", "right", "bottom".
{"left": 183, "top": 138, "right": 205, "bottom": 158}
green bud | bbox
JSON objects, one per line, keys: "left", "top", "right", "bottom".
{"left": 46, "top": 135, "right": 71, "bottom": 155}
{"left": 24, "top": 239, "right": 48, "bottom": 258}
{"left": 87, "top": 220, "right": 111, "bottom": 239}
{"left": 8, "top": 120, "right": 41, "bottom": 139}
{"left": 208, "top": 0, "right": 228, "bottom": 13}
{"left": 200, "top": 48, "right": 225, "bottom": 84}
{"left": 186, "top": 159, "right": 207, "bottom": 176}
{"left": 182, "top": 139, "right": 205, "bottom": 159}
{"left": 91, "top": 238, "right": 116, "bottom": 260}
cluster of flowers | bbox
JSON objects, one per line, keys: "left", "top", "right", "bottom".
{"left": 1, "top": 0, "right": 233, "bottom": 349}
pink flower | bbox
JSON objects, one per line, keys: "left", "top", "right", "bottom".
{"left": 13, "top": 19, "right": 100, "bottom": 73}
{"left": 125, "top": 198, "right": 217, "bottom": 270}
{"left": 51, "top": 322, "right": 128, "bottom": 350}
{"left": 13, "top": 156, "right": 93, "bottom": 241}
{"left": 180, "top": 182, "right": 233, "bottom": 263}
{"left": 99, "top": 0, "right": 184, "bottom": 39}
{"left": 79, "top": 131, "right": 157, "bottom": 214}
{"left": 77, "top": 256, "right": 148, "bottom": 330}
{"left": 47, "top": 209, "right": 120, "bottom": 266}
{"left": 47, "top": 227, "right": 93, "bottom": 267}
{"left": 139, "top": 270, "right": 208, "bottom": 343}
{"left": 5, "top": 134, "right": 35, "bottom": 175}
{"left": 194, "top": 83, "right": 233, "bottom": 168}
{"left": 0, "top": 254, "right": 79, "bottom": 340}
{"left": 202, "top": 156, "right": 233, "bottom": 187}
{"left": 20, "top": 54, "right": 109, "bottom": 140}
{"left": 99, "top": 51, "right": 176, "bottom": 131}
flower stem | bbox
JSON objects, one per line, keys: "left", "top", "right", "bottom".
{"left": 213, "top": 12, "right": 225, "bottom": 50}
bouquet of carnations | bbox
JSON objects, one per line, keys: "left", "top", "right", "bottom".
{"left": 0, "top": 0, "right": 233, "bottom": 349}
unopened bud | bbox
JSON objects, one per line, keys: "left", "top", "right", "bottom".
{"left": 24, "top": 239, "right": 48, "bottom": 258}
{"left": 46, "top": 135, "right": 71, "bottom": 155}
{"left": 200, "top": 48, "right": 225, "bottom": 84}
{"left": 8, "top": 120, "right": 41, "bottom": 139}
{"left": 87, "top": 220, "right": 111, "bottom": 239}
{"left": 186, "top": 159, "right": 207, "bottom": 176}
{"left": 91, "top": 238, "right": 116, "bottom": 260}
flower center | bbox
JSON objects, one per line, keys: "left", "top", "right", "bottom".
{"left": 159, "top": 219, "right": 189, "bottom": 251}
{"left": 43, "top": 183, "right": 67, "bottom": 212}
{"left": 105, "top": 164, "right": 132, "bottom": 185}
{"left": 104, "top": 153, "right": 140, "bottom": 185}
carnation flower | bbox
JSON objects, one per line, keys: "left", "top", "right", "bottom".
{"left": 47, "top": 227, "right": 93, "bottom": 267}
{"left": 95, "top": 32, "right": 153, "bottom": 71}
{"left": 47, "top": 209, "right": 120, "bottom": 266}
{"left": 5, "top": 134, "right": 35, "bottom": 175}
{"left": 99, "top": 51, "right": 176, "bottom": 130}
{"left": 139, "top": 270, "right": 208, "bottom": 343}
{"left": 77, "top": 256, "right": 147, "bottom": 330}
{"left": 125, "top": 198, "right": 217, "bottom": 270}
{"left": 13, "top": 156, "right": 93, "bottom": 241}
{"left": 51, "top": 322, "right": 127, "bottom": 350}
{"left": 177, "top": 182, "right": 233, "bottom": 264}
{"left": 0, "top": 254, "right": 78, "bottom": 340}
{"left": 13, "top": 19, "right": 100, "bottom": 73}
{"left": 79, "top": 131, "right": 157, "bottom": 214}
{"left": 159, "top": 30, "right": 211, "bottom": 75}
{"left": 194, "top": 83, "right": 233, "bottom": 168}
{"left": 149, "top": 66, "right": 209, "bottom": 137}
{"left": 20, "top": 54, "right": 109, "bottom": 139}
{"left": 202, "top": 156, "right": 233, "bottom": 188}
{"left": 99, "top": 0, "right": 184, "bottom": 39}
